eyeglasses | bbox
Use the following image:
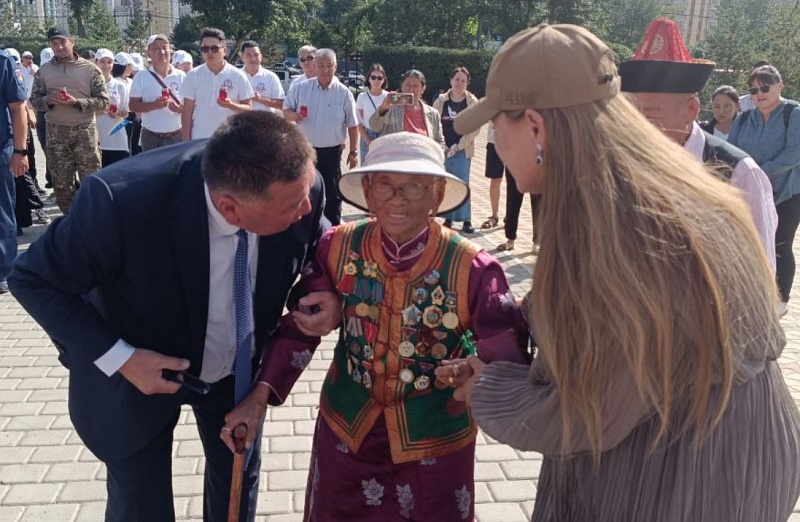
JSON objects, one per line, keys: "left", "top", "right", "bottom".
{"left": 369, "top": 179, "right": 435, "bottom": 202}
{"left": 749, "top": 85, "right": 772, "bottom": 95}
{"left": 299, "top": 56, "right": 314, "bottom": 63}
{"left": 369, "top": 75, "right": 384, "bottom": 81}
{"left": 200, "top": 46, "right": 221, "bottom": 54}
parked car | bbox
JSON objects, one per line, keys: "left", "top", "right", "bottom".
{"left": 344, "top": 77, "right": 366, "bottom": 96}
{"left": 268, "top": 67, "right": 301, "bottom": 93}
{"left": 275, "top": 62, "right": 301, "bottom": 75}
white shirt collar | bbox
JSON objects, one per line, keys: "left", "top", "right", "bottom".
{"left": 245, "top": 66, "right": 264, "bottom": 78}
{"left": 204, "top": 183, "right": 239, "bottom": 238}
{"left": 683, "top": 121, "right": 705, "bottom": 162}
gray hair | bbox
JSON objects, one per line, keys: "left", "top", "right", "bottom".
{"left": 315, "top": 48, "right": 337, "bottom": 64}
{"left": 297, "top": 45, "right": 317, "bottom": 57}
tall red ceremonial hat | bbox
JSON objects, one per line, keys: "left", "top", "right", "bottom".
{"left": 619, "top": 17, "right": 715, "bottom": 93}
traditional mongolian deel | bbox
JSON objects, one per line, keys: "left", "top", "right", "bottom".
{"left": 321, "top": 219, "right": 478, "bottom": 463}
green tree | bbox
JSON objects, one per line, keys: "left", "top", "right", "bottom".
{"left": 86, "top": 0, "right": 123, "bottom": 46}
{"left": 605, "top": 0, "right": 672, "bottom": 49}
{"left": 701, "top": 0, "right": 773, "bottom": 92}
{"left": 125, "top": 6, "right": 150, "bottom": 51}
{"left": 67, "top": 0, "right": 94, "bottom": 38}
{"left": 178, "top": 0, "right": 316, "bottom": 48}
{"left": 762, "top": 1, "right": 800, "bottom": 100}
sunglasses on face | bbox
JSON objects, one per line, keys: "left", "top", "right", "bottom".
{"left": 200, "top": 46, "right": 221, "bottom": 54}
{"left": 749, "top": 85, "right": 772, "bottom": 95}
{"left": 369, "top": 75, "right": 384, "bottom": 81}
{"left": 299, "top": 56, "right": 314, "bottom": 63}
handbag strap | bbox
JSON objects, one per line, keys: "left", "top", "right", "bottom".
{"left": 147, "top": 69, "right": 181, "bottom": 105}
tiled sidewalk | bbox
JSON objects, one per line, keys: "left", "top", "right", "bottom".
{"left": 0, "top": 129, "right": 798, "bottom": 521}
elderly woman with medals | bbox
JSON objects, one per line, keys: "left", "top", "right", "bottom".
{"left": 257, "top": 131, "right": 528, "bottom": 520}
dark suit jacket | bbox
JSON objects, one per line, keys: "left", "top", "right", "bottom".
{"left": 9, "top": 141, "right": 327, "bottom": 463}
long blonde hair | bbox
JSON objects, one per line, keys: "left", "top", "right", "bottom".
{"left": 530, "top": 93, "right": 780, "bottom": 459}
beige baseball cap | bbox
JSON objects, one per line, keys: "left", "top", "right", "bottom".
{"left": 454, "top": 23, "right": 620, "bottom": 135}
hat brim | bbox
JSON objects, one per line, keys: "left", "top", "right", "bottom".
{"left": 338, "top": 161, "right": 470, "bottom": 216}
{"left": 454, "top": 97, "right": 499, "bottom": 136}
{"left": 619, "top": 60, "right": 714, "bottom": 93}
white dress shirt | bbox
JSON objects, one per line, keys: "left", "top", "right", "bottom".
{"left": 94, "top": 184, "right": 259, "bottom": 382}
{"left": 686, "top": 121, "right": 778, "bottom": 272}
{"left": 283, "top": 78, "right": 358, "bottom": 148}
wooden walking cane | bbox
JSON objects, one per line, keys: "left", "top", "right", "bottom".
{"left": 227, "top": 423, "right": 249, "bottom": 522}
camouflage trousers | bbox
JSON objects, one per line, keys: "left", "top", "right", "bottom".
{"left": 46, "top": 122, "right": 101, "bottom": 213}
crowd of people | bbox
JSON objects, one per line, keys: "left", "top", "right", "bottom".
{"left": 0, "top": 14, "right": 798, "bottom": 522}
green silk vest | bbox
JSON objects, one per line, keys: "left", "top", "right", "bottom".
{"left": 320, "top": 219, "right": 479, "bottom": 463}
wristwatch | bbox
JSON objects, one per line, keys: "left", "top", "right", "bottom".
{"left": 348, "top": 150, "right": 358, "bottom": 158}
{"left": 12, "top": 148, "right": 27, "bottom": 155}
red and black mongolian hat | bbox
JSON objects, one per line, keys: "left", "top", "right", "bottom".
{"left": 619, "top": 17, "right": 715, "bottom": 93}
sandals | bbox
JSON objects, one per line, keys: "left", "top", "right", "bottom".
{"left": 481, "top": 216, "right": 499, "bottom": 229}
{"left": 497, "top": 240, "right": 515, "bottom": 251}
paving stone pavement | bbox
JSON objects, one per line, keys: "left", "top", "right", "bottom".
{"left": 1, "top": 129, "right": 799, "bottom": 521}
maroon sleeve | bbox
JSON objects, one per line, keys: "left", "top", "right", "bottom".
{"left": 257, "top": 228, "right": 337, "bottom": 405}
{"left": 467, "top": 250, "right": 530, "bottom": 360}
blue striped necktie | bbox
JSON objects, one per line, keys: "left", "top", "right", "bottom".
{"left": 233, "top": 229, "right": 254, "bottom": 405}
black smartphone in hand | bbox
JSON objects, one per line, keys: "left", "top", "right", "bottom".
{"left": 161, "top": 369, "right": 211, "bottom": 395}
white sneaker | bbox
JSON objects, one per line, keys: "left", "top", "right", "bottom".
{"left": 778, "top": 302, "right": 789, "bottom": 317}
{"left": 33, "top": 208, "right": 50, "bottom": 224}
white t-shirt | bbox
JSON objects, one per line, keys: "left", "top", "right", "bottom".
{"left": 97, "top": 77, "right": 130, "bottom": 152}
{"left": 355, "top": 90, "right": 387, "bottom": 130}
{"left": 245, "top": 66, "right": 285, "bottom": 112}
{"left": 129, "top": 66, "right": 186, "bottom": 133}
{"left": 182, "top": 62, "right": 254, "bottom": 139}
{"left": 712, "top": 127, "right": 729, "bottom": 141}
{"left": 21, "top": 63, "right": 37, "bottom": 99}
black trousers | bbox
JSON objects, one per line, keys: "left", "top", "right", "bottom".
{"left": 504, "top": 169, "right": 541, "bottom": 242}
{"left": 101, "top": 149, "right": 130, "bottom": 169}
{"left": 104, "top": 375, "right": 262, "bottom": 522}
{"left": 36, "top": 111, "right": 51, "bottom": 186}
{"left": 775, "top": 192, "right": 800, "bottom": 302}
{"left": 14, "top": 172, "right": 43, "bottom": 229}
{"left": 315, "top": 146, "right": 343, "bottom": 225}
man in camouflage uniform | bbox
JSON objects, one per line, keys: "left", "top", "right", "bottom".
{"left": 30, "top": 27, "right": 107, "bottom": 213}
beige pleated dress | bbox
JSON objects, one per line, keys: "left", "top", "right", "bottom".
{"left": 471, "top": 306, "right": 800, "bottom": 521}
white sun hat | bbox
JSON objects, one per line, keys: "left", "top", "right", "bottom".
{"left": 338, "top": 132, "right": 469, "bottom": 216}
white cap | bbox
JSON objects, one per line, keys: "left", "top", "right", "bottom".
{"left": 146, "top": 34, "right": 169, "bottom": 47}
{"left": 338, "top": 132, "right": 470, "bottom": 215}
{"left": 21, "top": 51, "right": 33, "bottom": 58}
{"left": 4, "top": 48, "right": 20, "bottom": 64}
{"left": 171, "top": 50, "right": 192, "bottom": 65}
{"left": 114, "top": 52, "right": 132, "bottom": 66}
{"left": 130, "top": 53, "right": 144, "bottom": 71}
{"left": 40, "top": 48, "right": 54, "bottom": 64}
{"left": 95, "top": 48, "right": 114, "bottom": 61}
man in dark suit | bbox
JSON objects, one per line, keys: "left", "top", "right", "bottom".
{"left": 9, "top": 111, "right": 339, "bottom": 521}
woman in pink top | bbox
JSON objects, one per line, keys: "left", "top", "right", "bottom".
{"left": 369, "top": 69, "right": 443, "bottom": 146}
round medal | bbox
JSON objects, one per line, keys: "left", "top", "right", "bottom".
{"left": 431, "top": 343, "right": 447, "bottom": 360}
{"left": 398, "top": 341, "right": 415, "bottom": 357}
{"left": 414, "top": 375, "right": 430, "bottom": 391}
{"left": 368, "top": 305, "right": 380, "bottom": 321}
{"left": 355, "top": 303, "right": 369, "bottom": 317}
{"left": 399, "top": 368, "right": 415, "bottom": 384}
{"left": 442, "top": 312, "right": 459, "bottom": 329}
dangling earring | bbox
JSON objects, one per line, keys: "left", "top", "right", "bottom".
{"left": 535, "top": 143, "right": 543, "bottom": 165}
